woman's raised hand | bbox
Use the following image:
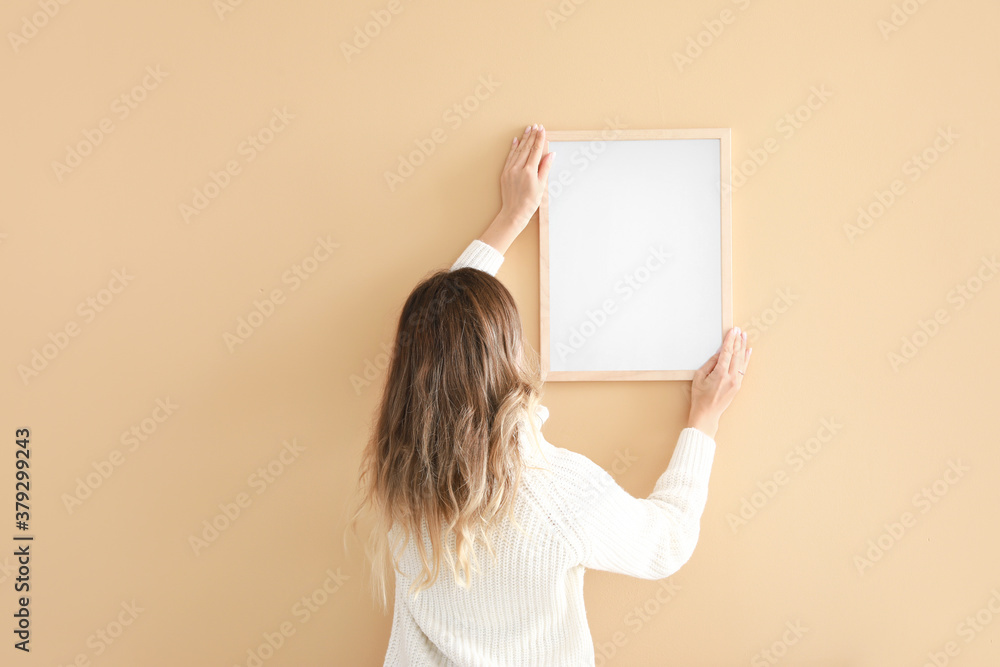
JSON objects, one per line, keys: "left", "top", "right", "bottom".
{"left": 499, "top": 124, "right": 555, "bottom": 229}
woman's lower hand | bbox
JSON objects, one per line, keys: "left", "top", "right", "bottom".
{"left": 687, "top": 327, "right": 751, "bottom": 439}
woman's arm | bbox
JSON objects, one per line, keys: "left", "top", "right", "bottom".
{"left": 451, "top": 124, "right": 554, "bottom": 273}
{"left": 477, "top": 209, "right": 529, "bottom": 257}
{"left": 550, "top": 329, "right": 750, "bottom": 578}
{"left": 560, "top": 426, "right": 717, "bottom": 580}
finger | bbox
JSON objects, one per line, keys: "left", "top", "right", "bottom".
{"left": 714, "top": 327, "right": 738, "bottom": 376}
{"left": 698, "top": 350, "right": 720, "bottom": 375}
{"left": 504, "top": 134, "right": 519, "bottom": 169}
{"left": 729, "top": 329, "right": 746, "bottom": 375}
{"left": 538, "top": 147, "right": 555, "bottom": 183}
{"left": 733, "top": 347, "right": 751, "bottom": 382}
{"left": 513, "top": 124, "right": 533, "bottom": 167}
{"left": 527, "top": 125, "right": 546, "bottom": 169}
{"left": 734, "top": 340, "right": 751, "bottom": 379}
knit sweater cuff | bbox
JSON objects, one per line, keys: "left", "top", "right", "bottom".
{"left": 451, "top": 239, "right": 504, "bottom": 276}
{"left": 666, "top": 427, "right": 717, "bottom": 480}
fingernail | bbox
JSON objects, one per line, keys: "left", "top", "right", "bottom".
{"left": 734, "top": 326, "right": 740, "bottom": 335}
{"left": 525, "top": 125, "right": 531, "bottom": 134}
{"left": 749, "top": 348, "right": 753, "bottom": 355}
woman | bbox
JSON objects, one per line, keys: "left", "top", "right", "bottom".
{"left": 351, "top": 124, "right": 751, "bottom": 666}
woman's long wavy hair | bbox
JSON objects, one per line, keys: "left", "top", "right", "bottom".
{"left": 347, "top": 266, "right": 543, "bottom": 611}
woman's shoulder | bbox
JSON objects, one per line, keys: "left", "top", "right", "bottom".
{"left": 532, "top": 404, "right": 549, "bottom": 428}
{"left": 518, "top": 405, "right": 603, "bottom": 478}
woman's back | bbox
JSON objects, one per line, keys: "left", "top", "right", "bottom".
{"left": 383, "top": 405, "right": 717, "bottom": 666}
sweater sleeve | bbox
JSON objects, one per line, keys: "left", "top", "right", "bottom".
{"left": 450, "top": 239, "right": 504, "bottom": 276}
{"left": 559, "top": 427, "right": 717, "bottom": 579}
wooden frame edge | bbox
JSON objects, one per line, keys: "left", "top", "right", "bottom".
{"left": 539, "top": 182, "right": 552, "bottom": 381}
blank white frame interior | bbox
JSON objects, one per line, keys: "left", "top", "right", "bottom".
{"left": 539, "top": 128, "right": 732, "bottom": 381}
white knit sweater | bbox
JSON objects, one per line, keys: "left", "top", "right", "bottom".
{"left": 382, "top": 239, "right": 717, "bottom": 666}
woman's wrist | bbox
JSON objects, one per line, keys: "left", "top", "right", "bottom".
{"left": 686, "top": 411, "right": 719, "bottom": 439}
{"left": 478, "top": 209, "right": 530, "bottom": 255}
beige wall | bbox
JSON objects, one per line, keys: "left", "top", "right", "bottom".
{"left": 4, "top": 0, "right": 999, "bottom": 664}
